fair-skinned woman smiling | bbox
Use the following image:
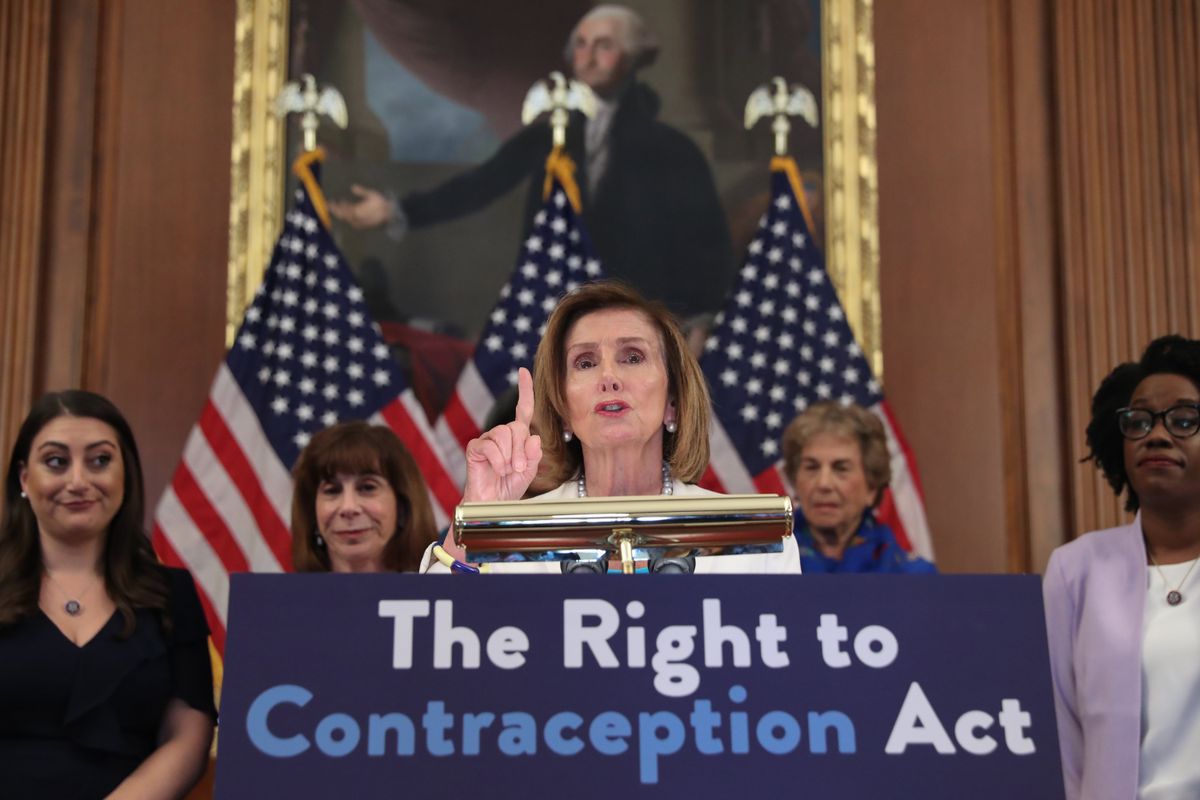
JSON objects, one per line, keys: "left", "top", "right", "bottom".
{"left": 0, "top": 391, "right": 214, "bottom": 800}
{"left": 426, "top": 281, "right": 800, "bottom": 574}
{"left": 1044, "top": 335, "right": 1200, "bottom": 799}
{"left": 292, "top": 422, "right": 436, "bottom": 573}
{"left": 782, "top": 402, "right": 934, "bottom": 573}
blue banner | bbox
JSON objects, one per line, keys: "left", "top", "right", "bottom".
{"left": 216, "top": 574, "right": 1064, "bottom": 798}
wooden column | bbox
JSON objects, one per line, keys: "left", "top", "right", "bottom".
{"left": 5, "top": 0, "right": 233, "bottom": 527}
{"left": 85, "top": 1, "right": 234, "bottom": 514}
{"left": 0, "top": 0, "right": 52, "bottom": 465}
{"left": 876, "top": 0, "right": 1064, "bottom": 573}
{"left": 988, "top": 0, "right": 1067, "bottom": 573}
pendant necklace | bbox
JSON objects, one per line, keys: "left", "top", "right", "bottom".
{"left": 44, "top": 571, "right": 100, "bottom": 616}
{"left": 1146, "top": 550, "right": 1200, "bottom": 606}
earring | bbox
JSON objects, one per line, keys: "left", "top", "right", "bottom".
{"left": 315, "top": 533, "right": 325, "bottom": 547}
{"left": 665, "top": 421, "right": 678, "bottom": 434}
{"left": 563, "top": 430, "right": 573, "bottom": 442}
{"left": 19, "top": 491, "right": 27, "bottom": 499}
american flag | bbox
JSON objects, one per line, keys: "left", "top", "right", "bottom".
{"left": 434, "top": 152, "right": 604, "bottom": 469}
{"left": 151, "top": 150, "right": 460, "bottom": 651}
{"left": 701, "top": 157, "right": 934, "bottom": 560}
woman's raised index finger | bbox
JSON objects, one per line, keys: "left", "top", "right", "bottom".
{"left": 514, "top": 367, "right": 535, "bottom": 427}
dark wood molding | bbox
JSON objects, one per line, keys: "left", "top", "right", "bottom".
{"left": 988, "top": 0, "right": 1033, "bottom": 573}
{"left": 0, "top": 0, "right": 52, "bottom": 462}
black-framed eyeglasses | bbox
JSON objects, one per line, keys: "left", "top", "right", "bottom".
{"left": 1116, "top": 403, "right": 1200, "bottom": 440}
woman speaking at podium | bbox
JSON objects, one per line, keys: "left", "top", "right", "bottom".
{"left": 423, "top": 280, "right": 800, "bottom": 574}
{"left": 1044, "top": 335, "right": 1200, "bottom": 799}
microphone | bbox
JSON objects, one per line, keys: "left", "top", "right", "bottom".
{"left": 648, "top": 556, "right": 696, "bottom": 574}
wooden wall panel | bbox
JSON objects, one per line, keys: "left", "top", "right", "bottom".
{"left": 876, "top": 0, "right": 1010, "bottom": 573}
{"left": 1055, "top": 0, "right": 1200, "bottom": 536}
{"left": 877, "top": 0, "right": 1200, "bottom": 568}
{"left": 4, "top": 0, "right": 234, "bottom": 530}
{"left": 89, "top": 0, "right": 235, "bottom": 524}
{"left": 877, "top": 0, "right": 1064, "bottom": 573}
{"left": 989, "top": 0, "right": 1067, "bottom": 573}
{"left": 0, "top": 0, "right": 51, "bottom": 470}
{"left": 1006, "top": 0, "right": 1068, "bottom": 573}
{"left": 36, "top": 0, "right": 104, "bottom": 395}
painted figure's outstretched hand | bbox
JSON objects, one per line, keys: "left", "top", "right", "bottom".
{"left": 463, "top": 367, "right": 542, "bottom": 503}
{"left": 328, "top": 184, "right": 392, "bottom": 230}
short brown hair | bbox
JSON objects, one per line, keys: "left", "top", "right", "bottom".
{"left": 781, "top": 402, "right": 890, "bottom": 504}
{"left": 532, "top": 281, "right": 710, "bottom": 487}
{"left": 291, "top": 422, "right": 436, "bottom": 572}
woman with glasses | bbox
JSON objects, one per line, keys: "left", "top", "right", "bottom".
{"left": 1044, "top": 335, "right": 1200, "bottom": 800}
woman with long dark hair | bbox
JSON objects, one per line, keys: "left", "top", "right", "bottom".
{"left": 0, "top": 391, "right": 215, "bottom": 799}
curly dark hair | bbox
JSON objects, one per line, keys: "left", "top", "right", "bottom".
{"left": 0, "top": 391, "right": 169, "bottom": 633}
{"left": 1085, "top": 335, "right": 1200, "bottom": 511}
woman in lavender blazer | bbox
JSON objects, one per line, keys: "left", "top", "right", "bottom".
{"left": 1044, "top": 335, "right": 1200, "bottom": 800}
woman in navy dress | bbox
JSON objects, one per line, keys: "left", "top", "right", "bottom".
{"left": 0, "top": 391, "right": 216, "bottom": 799}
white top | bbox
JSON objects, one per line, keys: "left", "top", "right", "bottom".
{"left": 1138, "top": 557, "right": 1200, "bottom": 800}
{"left": 420, "top": 479, "right": 802, "bottom": 575}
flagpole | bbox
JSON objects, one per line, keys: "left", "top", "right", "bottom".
{"left": 432, "top": 72, "right": 607, "bottom": 485}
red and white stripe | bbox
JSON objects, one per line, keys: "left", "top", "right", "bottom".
{"left": 371, "top": 390, "right": 459, "bottom": 529}
{"left": 153, "top": 364, "right": 462, "bottom": 653}
{"left": 872, "top": 401, "right": 933, "bottom": 560}
{"left": 153, "top": 364, "right": 293, "bottom": 650}
{"left": 432, "top": 361, "right": 496, "bottom": 483}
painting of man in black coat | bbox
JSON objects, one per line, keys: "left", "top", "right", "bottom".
{"left": 329, "top": 4, "right": 735, "bottom": 321}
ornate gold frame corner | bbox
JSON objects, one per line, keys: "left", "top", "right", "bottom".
{"left": 227, "top": 0, "right": 289, "bottom": 347}
{"left": 226, "top": 0, "right": 881, "bottom": 376}
{"left": 823, "top": 0, "right": 882, "bottom": 379}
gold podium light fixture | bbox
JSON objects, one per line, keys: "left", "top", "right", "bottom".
{"left": 455, "top": 493, "right": 793, "bottom": 573}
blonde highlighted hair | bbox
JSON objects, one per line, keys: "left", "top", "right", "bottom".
{"left": 532, "top": 281, "right": 709, "bottom": 487}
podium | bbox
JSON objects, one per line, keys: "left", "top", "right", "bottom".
{"left": 216, "top": 574, "right": 1064, "bottom": 798}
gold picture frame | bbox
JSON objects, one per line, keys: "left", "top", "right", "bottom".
{"left": 226, "top": 0, "right": 289, "bottom": 347}
{"left": 226, "top": 0, "right": 881, "bottom": 377}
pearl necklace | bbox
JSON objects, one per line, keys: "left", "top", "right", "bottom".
{"left": 578, "top": 461, "right": 673, "bottom": 497}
